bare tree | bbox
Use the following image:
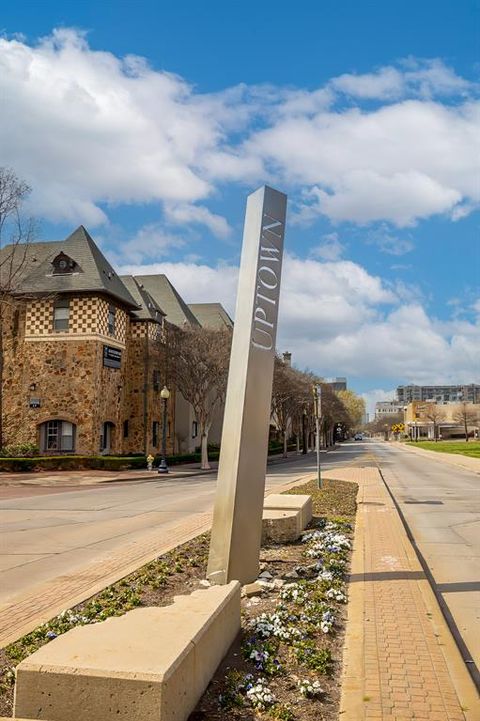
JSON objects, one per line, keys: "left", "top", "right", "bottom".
{"left": 452, "top": 403, "right": 478, "bottom": 442}
{"left": 424, "top": 405, "right": 446, "bottom": 441}
{"left": 0, "top": 168, "right": 35, "bottom": 448}
{"left": 168, "top": 325, "right": 231, "bottom": 469}
{"left": 271, "top": 357, "right": 308, "bottom": 457}
{"left": 320, "top": 383, "right": 349, "bottom": 445}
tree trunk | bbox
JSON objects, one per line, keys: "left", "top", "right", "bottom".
{"left": 296, "top": 434, "right": 300, "bottom": 453}
{"left": 200, "top": 428, "right": 210, "bottom": 469}
{"left": 464, "top": 419, "right": 469, "bottom": 442}
{"left": 302, "top": 414, "right": 307, "bottom": 454}
{"left": 0, "top": 311, "right": 3, "bottom": 450}
{"left": 283, "top": 430, "right": 288, "bottom": 457}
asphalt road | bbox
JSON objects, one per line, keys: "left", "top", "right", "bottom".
{"left": 0, "top": 444, "right": 367, "bottom": 606}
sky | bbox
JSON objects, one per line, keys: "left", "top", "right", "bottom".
{"left": 1, "top": 1, "right": 479, "bottom": 414}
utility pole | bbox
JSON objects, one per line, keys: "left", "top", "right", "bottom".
{"left": 313, "top": 384, "right": 322, "bottom": 489}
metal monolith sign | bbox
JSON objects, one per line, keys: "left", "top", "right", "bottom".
{"left": 207, "top": 185, "right": 287, "bottom": 585}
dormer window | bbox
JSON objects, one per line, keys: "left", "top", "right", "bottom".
{"left": 52, "top": 252, "right": 78, "bottom": 275}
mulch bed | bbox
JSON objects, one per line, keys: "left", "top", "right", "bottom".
{"left": 0, "top": 478, "right": 357, "bottom": 720}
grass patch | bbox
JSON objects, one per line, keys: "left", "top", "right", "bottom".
{"left": 405, "top": 441, "right": 480, "bottom": 458}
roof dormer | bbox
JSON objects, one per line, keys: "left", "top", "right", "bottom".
{"left": 51, "top": 252, "right": 80, "bottom": 275}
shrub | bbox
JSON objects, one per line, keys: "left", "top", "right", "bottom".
{"left": 0, "top": 443, "right": 39, "bottom": 457}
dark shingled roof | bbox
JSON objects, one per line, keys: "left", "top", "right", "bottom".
{"left": 4, "top": 226, "right": 138, "bottom": 309}
{"left": 0, "top": 241, "right": 60, "bottom": 289}
{"left": 132, "top": 274, "right": 200, "bottom": 328}
{"left": 188, "top": 303, "right": 234, "bottom": 329}
{"left": 121, "top": 276, "right": 166, "bottom": 322}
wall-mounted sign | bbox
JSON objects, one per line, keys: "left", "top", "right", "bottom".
{"left": 29, "top": 398, "right": 41, "bottom": 408}
{"left": 103, "top": 345, "right": 122, "bottom": 369}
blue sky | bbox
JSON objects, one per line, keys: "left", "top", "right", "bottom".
{"left": 1, "top": 1, "right": 479, "bottom": 412}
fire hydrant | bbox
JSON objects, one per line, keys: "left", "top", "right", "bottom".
{"left": 147, "top": 454, "right": 154, "bottom": 471}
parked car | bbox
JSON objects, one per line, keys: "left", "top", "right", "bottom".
{"left": 354, "top": 433, "right": 363, "bottom": 441}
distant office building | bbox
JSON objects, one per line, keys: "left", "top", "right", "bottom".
{"left": 396, "top": 384, "right": 480, "bottom": 404}
{"left": 375, "top": 401, "right": 404, "bottom": 419}
{"left": 323, "top": 377, "right": 347, "bottom": 392}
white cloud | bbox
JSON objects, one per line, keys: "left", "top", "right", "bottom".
{"left": 0, "top": 29, "right": 230, "bottom": 224}
{"left": 164, "top": 203, "right": 231, "bottom": 239}
{"left": 310, "top": 233, "right": 345, "bottom": 261}
{"left": 247, "top": 100, "right": 478, "bottom": 226}
{"left": 330, "top": 59, "right": 473, "bottom": 100}
{"left": 0, "top": 30, "right": 478, "bottom": 231}
{"left": 366, "top": 225, "right": 414, "bottom": 255}
{"left": 108, "top": 224, "right": 185, "bottom": 264}
{"left": 360, "top": 388, "right": 398, "bottom": 417}
{"left": 115, "top": 254, "right": 480, "bottom": 388}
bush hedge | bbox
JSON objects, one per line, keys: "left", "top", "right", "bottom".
{"left": 0, "top": 440, "right": 298, "bottom": 473}
{"left": 0, "top": 450, "right": 223, "bottom": 473}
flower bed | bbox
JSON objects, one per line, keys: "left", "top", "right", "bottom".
{"left": 0, "top": 478, "right": 357, "bottom": 720}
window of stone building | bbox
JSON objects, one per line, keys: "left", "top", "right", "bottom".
{"left": 108, "top": 305, "right": 116, "bottom": 336}
{"left": 152, "top": 421, "right": 159, "bottom": 447}
{"left": 52, "top": 252, "right": 78, "bottom": 275}
{"left": 100, "top": 421, "right": 115, "bottom": 453}
{"left": 40, "top": 420, "right": 75, "bottom": 452}
{"left": 123, "top": 420, "right": 129, "bottom": 438}
{"left": 53, "top": 298, "right": 70, "bottom": 332}
{"left": 153, "top": 369, "right": 160, "bottom": 391}
{"left": 192, "top": 421, "right": 198, "bottom": 438}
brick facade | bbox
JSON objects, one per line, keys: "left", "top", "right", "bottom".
{"left": 2, "top": 297, "right": 174, "bottom": 456}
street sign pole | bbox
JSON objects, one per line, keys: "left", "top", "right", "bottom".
{"left": 313, "top": 384, "right": 322, "bottom": 489}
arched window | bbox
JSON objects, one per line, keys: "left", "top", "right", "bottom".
{"left": 51, "top": 252, "right": 78, "bottom": 275}
{"left": 40, "top": 420, "right": 76, "bottom": 453}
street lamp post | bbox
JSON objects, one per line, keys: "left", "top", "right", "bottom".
{"left": 158, "top": 385, "right": 170, "bottom": 474}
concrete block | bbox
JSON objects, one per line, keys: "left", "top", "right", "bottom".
{"left": 263, "top": 493, "right": 313, "bottom": 530}
{"left": 261, "top": 508, "right": 302, "bottom": 544}
{"left": 242, "top": 582, "right": 264, "bottom": 597}
{"left": 14, "top": 582, "right": 240, "bottom": 721}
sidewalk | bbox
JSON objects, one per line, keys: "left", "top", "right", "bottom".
{"left": 0, "top": 463, "right": 216, "bottom": 487}
{"left": 334, "top": 466, "right": 479, "bottom": 721}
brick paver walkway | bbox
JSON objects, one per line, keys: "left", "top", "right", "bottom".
{"left": 0, "top": 472, "right": 313, "bottom": 649}
{"left": 336, "top": 466, "right": 478, "bottom": 721}
{"left": 0, "top": 512, "right": 213, "bottom": 647}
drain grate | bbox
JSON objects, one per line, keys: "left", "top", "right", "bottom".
{"left": 404, "top": 500, "right": 444, "bottom": 505}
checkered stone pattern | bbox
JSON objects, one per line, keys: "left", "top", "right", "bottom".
{"left": 130, "top": 322, "right": 147, "bottom": 338}
{"left": 97, "top": 299, "right": 127, "bottom": 343}
{"left": 26, "top": 299, "right": 53, "bottom": 335}
{"left": 98, "top": 299, "right": 109, "bottom": 336}
{"left": 70, "top": 297, "right": 99, "bottom": 334}
{"left": 116, "top": 308, "right": 127, "bottom": 343}
{"left": 147, "top": 322, "right": 164, "bottom": 341}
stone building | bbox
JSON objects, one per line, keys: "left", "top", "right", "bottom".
{"left": 1, "top": 226, "right": 173, "bottom": 456}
